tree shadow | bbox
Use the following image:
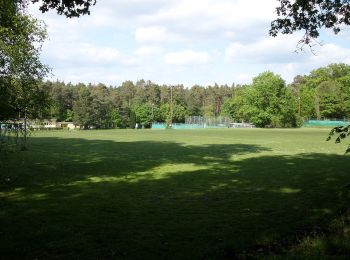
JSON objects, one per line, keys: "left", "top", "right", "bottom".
{"left": 1, "top": 137, "right": 349, "bottom": 259}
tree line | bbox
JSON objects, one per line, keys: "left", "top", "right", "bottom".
{"left": 2, "top": 1, "right": 350, "bottom": 131}
{"left": 223, "top": 63, "right": 350, "bottom": 127}
{"left": 2, "top": 63, "right": 347, "bottom": 129}
{"left": 1, "top": 0, "right": 350, "bottom": 153}
{"left": 31, "top": 80, "right": 234, "bottom": 129}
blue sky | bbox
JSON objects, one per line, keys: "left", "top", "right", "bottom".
{"left": 29, "top": 0, "right": 350, "bottom": 87}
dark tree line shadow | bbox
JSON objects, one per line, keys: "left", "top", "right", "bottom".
{"left": 1, "top": 137, "right": 350, "bottom": 259}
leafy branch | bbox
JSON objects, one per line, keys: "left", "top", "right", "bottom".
{"left": 327, "top": 125, "right": 350, "bottom": 153}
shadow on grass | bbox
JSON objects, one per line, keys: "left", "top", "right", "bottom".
{"left": 0, "top": 137, "right": 350, "bottom": 259}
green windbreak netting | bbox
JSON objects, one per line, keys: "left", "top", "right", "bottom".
{"left": 303, "top": 120, "right": 350, "bottom": 127}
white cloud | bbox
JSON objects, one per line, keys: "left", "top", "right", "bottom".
{"left": 135, "top": 26, "right": 185, "bottom": 43}
{"left": 35, "top": 0, "right": 278, "bottom": 44}
{"left": 28, "top": 0, "right": 350, "bottom": 86}
{"left": 246, "top": 43, "right": 350, "bottom": 83}
{"left": 235, "top": 74, "right": 252, "bottom": 84}
{"left": 309, "top": 43, "right": 350, "bottom": 64}
{"left": 79, "top": 44, "right": 121, "bottom": 62}
{"left": 134, "top": 46, "right": 164, "bottom": 56}
{"left": 225, "top": 34, "right": 308, "bottom": 64}
{"left": 48, "top": 67, "right": 124, "bottom": 85}
{"left": 141, "top": 0, "right": 277, "bottom": 42}
{"left": 43, "top": 42, "right": 134, "bottom": 66}
{"left": 164, "top": 50, "right": 210, "bottom": 65}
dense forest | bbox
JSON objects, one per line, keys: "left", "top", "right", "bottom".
{"left": 2, "top": 63, "right": 350, "bottom": 129}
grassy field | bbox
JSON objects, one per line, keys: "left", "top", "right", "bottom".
{"left": 1, "top": 128, "right": 350, "bottom": 259}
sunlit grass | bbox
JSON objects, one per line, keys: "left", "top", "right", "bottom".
{"left": 0, "top": 128, "right": 349, "bottom": 259}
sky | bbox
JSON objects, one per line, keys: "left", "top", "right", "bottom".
{"left": 29, "top": 0, "right": 350, "bottom": 87}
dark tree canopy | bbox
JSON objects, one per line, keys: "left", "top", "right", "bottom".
{"left": 327, "top": 125, "right": 350, "bottom": 153}
{"left": 24, "top": 0, "right": 96, "bottom": 17}
{"left": 270, "top": 0, "right": 350, "bottom": 45}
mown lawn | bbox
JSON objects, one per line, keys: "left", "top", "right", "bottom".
{"left": 1, "top": 128, "right": 349, "bottom": 259}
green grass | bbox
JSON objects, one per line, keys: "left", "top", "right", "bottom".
{"left": 1, "top": 128, "right": 350, "bottom": 259}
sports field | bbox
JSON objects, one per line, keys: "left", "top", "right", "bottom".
{"left": 1, "top": 128, "right": 349, "bottom": 258}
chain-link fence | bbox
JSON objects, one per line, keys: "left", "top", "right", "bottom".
{"left": 152, "top": 116, "right": 231, "bottom": 129}
{"left": 0, "top": 121, "right": 29, "bottom": 151}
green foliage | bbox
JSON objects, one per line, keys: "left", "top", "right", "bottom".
{"left": 300, "top": 86, "right": 317, "bottom": 119}
{"left": 172, "top": 103, "right": 187, "bottom": 123}
{"left": 73, "top": 87, "right": 93, "bottom": 128}
{"left": 134, "top": 103, "right": 158, "bottom": 127}
{"left": 221, "top": 86, "right": 249, "bottom": 122}
{"left": 159, "top": 103, "right": 170, "bottom": 123}
{"left": 28, "top": 63, "right": 350, "bottom": 130}
{"left": 327, "top": 125, "right": 350, "bottom": 153}
{"left": 0, "top": 10, "right": 49, "bottom": 119}
{"left": 109, "top": 108, "right": 122, "bottom": 128}
{"left": 64, "top": 109, "right": 74, "bottom": 122}
{"left": 270, "top": 0, "right": 350, "bottom": 46}
{"left": 279, "top": 88, "right": 297, "bottom": 127}
{"left": 0, "top": 0, "right": 94, "bottom": 124}
{"left": 244, "top": 72, "right": 296, "bottom": 127}
{"left": 185, "top": 85, "right": 205, "bottom": 116}
{"left": 8, "top": 0, "right": 96, "bottom": 18}
{"left": 31, "top": 0, "right": 96, "bottom": 17}
{"left": 223, "top": 73, "right": 300, "bottom": 128}
{"left": 289, "top": 63, "right": 350, "bottom": 123}
{"left": 72, "top": 85, "right": 120, "bottom": 129}
{"left": 249, "top": 72, "right": 282, "bottom": 126}
{"left": 1, "top": 2, "right": 49, "bottom": 148}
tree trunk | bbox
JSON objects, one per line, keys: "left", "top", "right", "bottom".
{"left": 24, "top": 109, "right": 27, "bottom": 148}
{"left": 315, "top": 95, "right": 320, "bottom": 119}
